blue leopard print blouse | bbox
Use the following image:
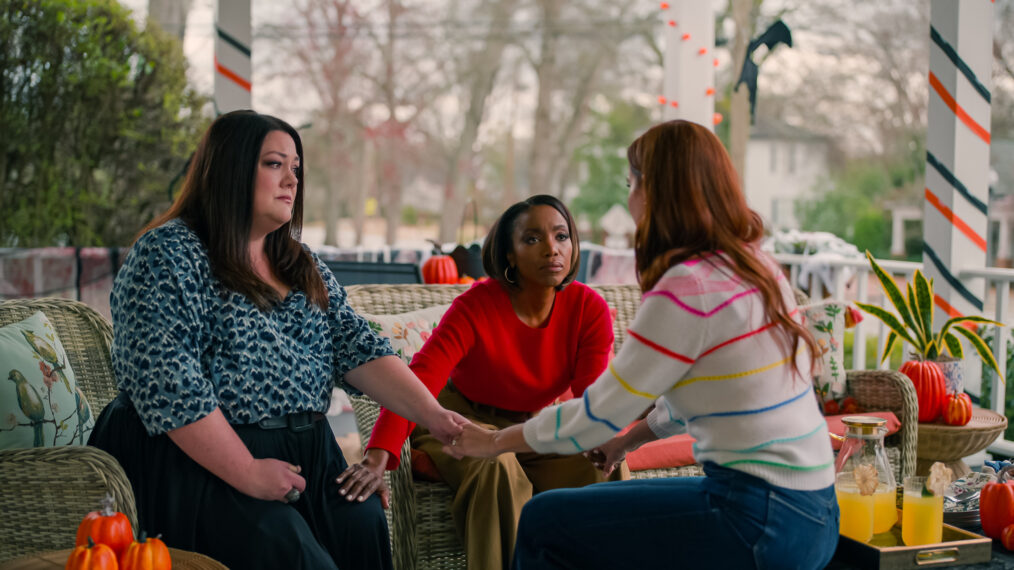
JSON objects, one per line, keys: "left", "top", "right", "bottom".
{"left": 110, "top": 219, "right": 395, "bottom": 435}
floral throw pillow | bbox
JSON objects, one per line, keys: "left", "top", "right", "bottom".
{"left": 360, "top": 304, "right": 451, "bottom": 365}
{"left": 0, "top": 311, "right": 95, "bottom": 449}
{"left": 800, "top": 300, "right": 849, "bottom": 411}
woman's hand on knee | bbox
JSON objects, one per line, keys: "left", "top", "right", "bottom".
{"left": 238, "top": 458, "right": 306, "bottom": 503}
{"left": 336, "top": 451, "right": 390, "bottom": 509}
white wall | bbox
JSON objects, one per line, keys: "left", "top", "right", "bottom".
{"left": 743, "top": 137, "right": 829, "bottom": 230}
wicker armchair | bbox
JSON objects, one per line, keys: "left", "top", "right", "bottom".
{"left": 344, "top": 283, "right": 918, "bottom": 569}
{"left": 0, "top": 298, "right": 137, "bottom": 562}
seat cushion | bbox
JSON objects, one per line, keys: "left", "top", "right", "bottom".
{"left": 626, "top": 433, "right": 697, "bottom": 471}
{"left": 625, "top": 411, "right": 902, "bottom": 470}
{"left": 0, "top": 311, "right": 95, "bottom": 449}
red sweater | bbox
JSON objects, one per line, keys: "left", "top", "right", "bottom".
{"left": 366, "top": 278, "right": 614, "bottom": 469}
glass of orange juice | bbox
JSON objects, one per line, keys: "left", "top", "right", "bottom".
{"left": 872, "top": 483, "right": 898, "bottom": 534}
{"left": 836, "top": 471, "right": 874, "bottom": 543}
{"left": 902, "top": 475, "right": 943, "bottom": 546}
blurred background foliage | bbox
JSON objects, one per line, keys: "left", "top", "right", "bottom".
{"left": 0, "top": 0, "right": 208, "bottom": 247}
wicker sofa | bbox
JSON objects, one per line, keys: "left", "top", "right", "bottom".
{"left": 0, "top": 298, "right": 137, "bottom": 562}
{"left": 344, "top": 283, "right": 919, "bottom": 570}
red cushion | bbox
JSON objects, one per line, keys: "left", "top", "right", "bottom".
{"left": 411, "top": 448, "right": 443, "bottom": 482}
{"left": 626, "top": 433, "right": 697, "bottom": 471}
{"left": 625, "top": 411, "right": 902, "bottom": 471}
{"left": 824, "top": 411, "right": 901, "bottom": 451}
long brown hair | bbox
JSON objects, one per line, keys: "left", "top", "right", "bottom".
{"left": 627, "top": 120, "right": 817, "bottom": 370}
{"left": 141, "top": 110, "right": 328, "bottom": 311}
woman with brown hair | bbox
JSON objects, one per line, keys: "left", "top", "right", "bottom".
{"left": 447, "top": 121, "right": 839, "bottom": 569}
{"left": 88, "top": 110, "right": 466, "bottom": 570}
{"left": 339, "top": 194, "right": 627, "bottom": 570}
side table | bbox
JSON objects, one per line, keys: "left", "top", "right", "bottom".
{"left": 916, "top": 408, "right": 1008, "bottom": 478}
{"left": 0, "top": 547, "right": 228, "bottom": 569}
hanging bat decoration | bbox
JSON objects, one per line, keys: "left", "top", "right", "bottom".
{"left": 736, "top": 19, "right": 793, "bottom": 123}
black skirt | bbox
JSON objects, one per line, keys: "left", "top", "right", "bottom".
{"left": 88, "top": 392, "right": 392, "bottom": 570}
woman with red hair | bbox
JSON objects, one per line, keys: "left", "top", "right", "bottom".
{"left": 447, "top": 120, "right": 839, "bottom": 569}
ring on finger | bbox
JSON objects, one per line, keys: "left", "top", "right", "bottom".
{"left": 285, "top": 488, "right": 301, "bottom": 503}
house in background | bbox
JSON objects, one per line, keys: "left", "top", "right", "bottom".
{"left": 743, "top": 120, "right": 831, "bottom": 231}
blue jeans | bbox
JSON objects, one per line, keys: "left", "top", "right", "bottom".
{"left": 512, "top": 462, "right": 839, "bottom": 569}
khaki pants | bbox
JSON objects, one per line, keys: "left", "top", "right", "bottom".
{"left": 411, "top": 384, "right": 629, "bottom": 570}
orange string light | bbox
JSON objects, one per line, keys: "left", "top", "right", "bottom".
{"left": 658, "top": 95, "right": 667, "bottom": 104}
{"left": 681, "top": 33, "right": 690, "bottom": 41}
{"left": 705, "top": 87, "right": 715, "bottom": 96}
{"left": 668, "top": 20, "right": 677, "bottom": 27}
{"left": 698, "top": 47, "right": 708, "bottom": 55}
{"left": 660, "top": 2, "right": 670, "bottom": 9}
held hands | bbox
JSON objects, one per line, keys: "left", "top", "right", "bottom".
{"left": 424, "top": 407, "right": 470, "bottom": 447}
{"left": 442, "top": 422, "right": 501, "bottom": 459}
{"left": 336, "top": 448, "right": 391, "bottom": 509}
{"left": 584, "top": 434, "right": 630, "bottom": 477}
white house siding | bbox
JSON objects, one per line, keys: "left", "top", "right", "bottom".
{"left": 743, "top": 131, "right": 830, "bottom": 231}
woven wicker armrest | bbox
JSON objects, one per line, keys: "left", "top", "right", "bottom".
{"left": 0, "top": 445, "right": 138, "bottom": 562}
{"left": 845, "top": 368, "right": 918, "bottom": 481}
{"left": 349, "top": 394, "right": 418, "bottom": 570}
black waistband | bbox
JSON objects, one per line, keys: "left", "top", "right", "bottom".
{"left": 255, "top": 411, "right": 326, "bottom": 432}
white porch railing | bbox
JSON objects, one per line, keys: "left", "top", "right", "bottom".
{"left": 772, "top": 253, "right": 1014, "bottom": 457}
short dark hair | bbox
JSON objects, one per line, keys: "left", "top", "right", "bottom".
{"left": 481, "top": 194, "right": 581, "bottom": 291}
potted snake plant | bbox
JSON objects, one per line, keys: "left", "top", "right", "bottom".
{"left": 855, "top": 251, "right": 1003, "bottom": 422}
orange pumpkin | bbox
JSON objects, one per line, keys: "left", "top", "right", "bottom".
{"left": 1004, "top": 524, "right": 1014, "bottom": 551}
{"left": 457, "top": 275, "right": 475, "bottom": 284}
{"left": 981, "top": 480, "right": 1014, "bottom": 539}
{"left": 66, "top": 537, "right": 119, "bottom": 569}
{"left": 120, "top": 532, "right": 171, "bottom": 570}
{"left": 899, "top": 359, "right": 947, "bottom": 422}
{"left": 76, "top": 496, "right": 133, "bottom": 559}
{"left": 421, "top": 255, "right": 458, "bottom": 284}
{"left": 943, "top": 392, "right": 973, "bottom": 426}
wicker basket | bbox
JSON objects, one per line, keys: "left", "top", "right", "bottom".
{"left": 916, "top": 408, "right": 1008, "bottom": 462}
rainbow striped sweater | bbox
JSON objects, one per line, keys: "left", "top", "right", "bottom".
{"left": 523, "top": 252, "right": 836, "bottom": 491}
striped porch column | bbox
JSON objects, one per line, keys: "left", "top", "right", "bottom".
{"left": 660, "top": 0, "right": 716, "bottom": 130}
{"left": 924, "top": 0, "right": 993, "bottom": 398}
{"left": 214, "top": 0, "right": 252, "bottom": 113}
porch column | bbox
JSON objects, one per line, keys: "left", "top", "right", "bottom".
{"left": 660, "top": 0, "right": 716, "bottom": 129}
{"left": 214, "top": 0, "right": 251, "bottom": 113}
{"left": 924, "top": 0, "right": 993, "bottom": 397}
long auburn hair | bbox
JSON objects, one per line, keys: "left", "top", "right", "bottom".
{"left": 627, "top": 120, "right": 817, "bottom": 372}
{"left": 140, "top": 110, "right": 328, "bottom": 311}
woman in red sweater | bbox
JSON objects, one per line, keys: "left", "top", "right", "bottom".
{"left": 338, "top": 194, "right": 627, "bottom": 570}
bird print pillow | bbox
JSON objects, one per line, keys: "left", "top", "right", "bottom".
{"left": 0, "top": 311, "right": 94, "bottom": 449}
